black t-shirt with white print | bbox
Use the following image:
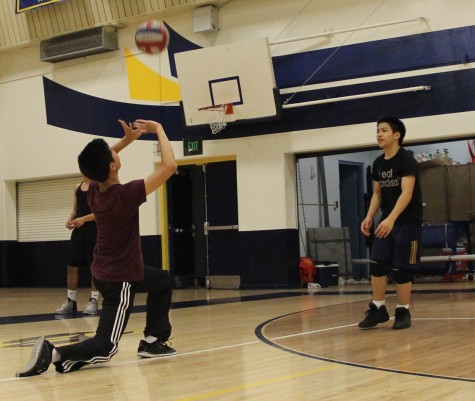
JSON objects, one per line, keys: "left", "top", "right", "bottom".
{"left": 372, "top": 147, "right": 422, "bottom": 224}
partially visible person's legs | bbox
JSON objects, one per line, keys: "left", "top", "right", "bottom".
{"left": 67, "top": 265, "right": 79, "bottom": 290}
{"left": 57, "top": 268, "right": 100, "bottom": 315}
{"left": 56, "top": 227, "right": 83, "bottom": 314}
{"left": 371, "top": 271, "right": 388, "bottom": 301}
{"left": 359, "top": 232, "right": 394, "bottom": 329}
{"left": 392, "top": 279, "right": 412, "bottom": 329}
{"left": 83, "top": 224, "right": 99, "bottom": 315}
{"left": 134, "top": 266, "right": 176, "bottom": 358}
{"left": 83, "top": 283, "right": 100, "bottom": 315}
{"left": 55, "top": 266, "right": 79, "bottom": 314}
{"left": 392, "top": 264, "right": 414, "bottom": 329}
{"left": 394, "top": 274, "right": 412, "bottom": 305}
{"left": 57, "top": 224, "right": 99, "bottom": 315}
{"left": 391, "top": 224, "right": 421, "bottom": 329}
{"left": 358, "top": 261, "right": 391, "bottom": 328}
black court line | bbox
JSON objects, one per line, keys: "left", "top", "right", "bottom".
{"left": 0, "top": 291, "right": 307, "bottom": 325}
{"left": 2, "top": 287, "right": 474, "bottom": 326}
{"left": 254, "top": 301, "right": 475, "bottom": 383}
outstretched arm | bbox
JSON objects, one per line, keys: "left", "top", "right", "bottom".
{"left": 111, "top": 119, "right": 143, "bottom": 153}
{"left": 133, "top": 119, "right": 177, "bottom": 195}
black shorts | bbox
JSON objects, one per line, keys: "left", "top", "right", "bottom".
{"left": 371, "top": 223, "right": 421, "bottom": 270}
{"left": 68, "top": 222, "right": 97, "bottom": 268}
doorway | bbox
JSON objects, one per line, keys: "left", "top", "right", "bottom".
{"left": 339, "top": 161, "right": 367, "bottom": 279}
{"left": 165, "top": 159, "right": 239, "bottom": 288}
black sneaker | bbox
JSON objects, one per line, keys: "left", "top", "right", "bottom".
{"left": 137, "top": 339, "right": 177, "bottom": 358}
{"left": 16, "top": 336, "right": 54, "bottom": 377}
{"left": 358, "top": 303, "right": 390, "bottom": 329}
{"left": 393, "top": 307, "right": 411, "bottom": 329}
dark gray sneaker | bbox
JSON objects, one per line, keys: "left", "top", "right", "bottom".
{"left": 83, "top": 298, "right": 98, "bottom": 315}
{"left": 137, "top": 339, "right": 177, "bottom": 358}
{"left": 55, "top": 298, "right": 77, "bottom": 315}
{"left": 393, "top": 307, "right": 411, "bottom": 329}
{"left": 16, "top": 336, "right": 54, "bottom": 377}
{"left": 358, "top": 303, "right": 390, "bottom": 329}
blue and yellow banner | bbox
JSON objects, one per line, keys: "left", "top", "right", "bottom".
{"left": 16, "top": 0, "right": 62, "bottom": 14}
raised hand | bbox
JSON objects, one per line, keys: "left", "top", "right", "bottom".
{"left": 133, "top": 119, "right": 162, "bottom": 134}
{"left": 119, "top": 119, "right": 143, "bottom": 142}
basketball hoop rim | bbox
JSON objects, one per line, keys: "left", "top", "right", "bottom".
{"left": 198, "top": 103, "right": 234, "bottom": 115}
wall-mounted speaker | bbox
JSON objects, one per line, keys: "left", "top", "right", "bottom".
{"left": 193, "top": 5, "right": 219, "bottom": 33}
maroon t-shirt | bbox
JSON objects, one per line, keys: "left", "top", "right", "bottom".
{"left": 87, "top": 180, "right": 147, "bottom": 282}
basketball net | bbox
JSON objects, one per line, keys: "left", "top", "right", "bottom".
{"left": 199, "top": 104, "right": 233, "bottom": 135}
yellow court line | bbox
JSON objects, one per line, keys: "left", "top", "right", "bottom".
{"left": 175, "top": 365, "right": 339, "bottom": 401}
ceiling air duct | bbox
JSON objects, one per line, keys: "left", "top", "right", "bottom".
{"left": 40, "top": 26, "right": 118, "bottom": 63}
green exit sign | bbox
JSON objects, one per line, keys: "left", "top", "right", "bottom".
{"left": 183, "top": 137, "right": 203, "bottom": 156}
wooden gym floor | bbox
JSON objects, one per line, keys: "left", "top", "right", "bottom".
{"left": 1, "top": 281, "right": 475, "bottom": 400}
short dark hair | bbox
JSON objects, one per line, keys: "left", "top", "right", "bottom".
{"left": 377, "top": 115, "right": 406, "bottom": 145}
{"left": 78, "top": 138, "right": 113, "bottom": 182}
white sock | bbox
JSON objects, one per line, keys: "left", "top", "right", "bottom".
{"left": 373, "top": 299, "right": 385, "bottom": 309}
{"left": 144, "top": 336, "right": 158, "bottom": 344}
{"left": 67, "top": 290, "right": 77, "bottom": 301}
{"left": 90, "top": 291, "right": 99, "bottom": 301}
{"left": 396, "top": 304, "right": 409, "bottom": 309}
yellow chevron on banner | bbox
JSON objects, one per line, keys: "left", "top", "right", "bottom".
{"left": 124, "top": 48, "right": 181, "bottom": 102}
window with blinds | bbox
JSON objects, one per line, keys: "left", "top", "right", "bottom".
{"left": 17, "top": 176, "right": 82, "bottom": 242}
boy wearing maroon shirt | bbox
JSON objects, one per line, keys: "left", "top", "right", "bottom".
{"left": 17, "top": 119, "right": 177, "bottom": 376}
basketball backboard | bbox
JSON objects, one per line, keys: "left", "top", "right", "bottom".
{"left": 175, "top": 38, "right": 280, "bottom": 127}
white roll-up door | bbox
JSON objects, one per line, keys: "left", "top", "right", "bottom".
{"left": 17, "top": 176, "right": 82, "bottom": 242}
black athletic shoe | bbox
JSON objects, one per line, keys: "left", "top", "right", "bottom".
{"left": 358, "top": 303, "right": 390, "bottom": 329}
{"left": 393, "top": 307, "right": 411, "bottom": 329}
{"left": 16, "top": 336, "right": 54, "bottom": 377}
{"left": 137, "top": 339, "right": 177, "bottom": 358}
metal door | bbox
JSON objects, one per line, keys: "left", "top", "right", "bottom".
{"left": 167, "top": 166, "right": 196, "bottom": 288}
{"left": 204, "top": 161, "right": 239, "bottom": 280}
{"left": 166, "top": 161, "right": 238, "bottom": 287}
{"left": 339, "top": 162, "right": 366, "bottom": 279}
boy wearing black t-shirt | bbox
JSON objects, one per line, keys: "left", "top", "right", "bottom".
{"left": 359, "top": 116, "right": 422, "bottom": 330}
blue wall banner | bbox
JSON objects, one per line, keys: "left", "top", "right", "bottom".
{"left": 16, "top": 0, "right": 62, "bottom": 14}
